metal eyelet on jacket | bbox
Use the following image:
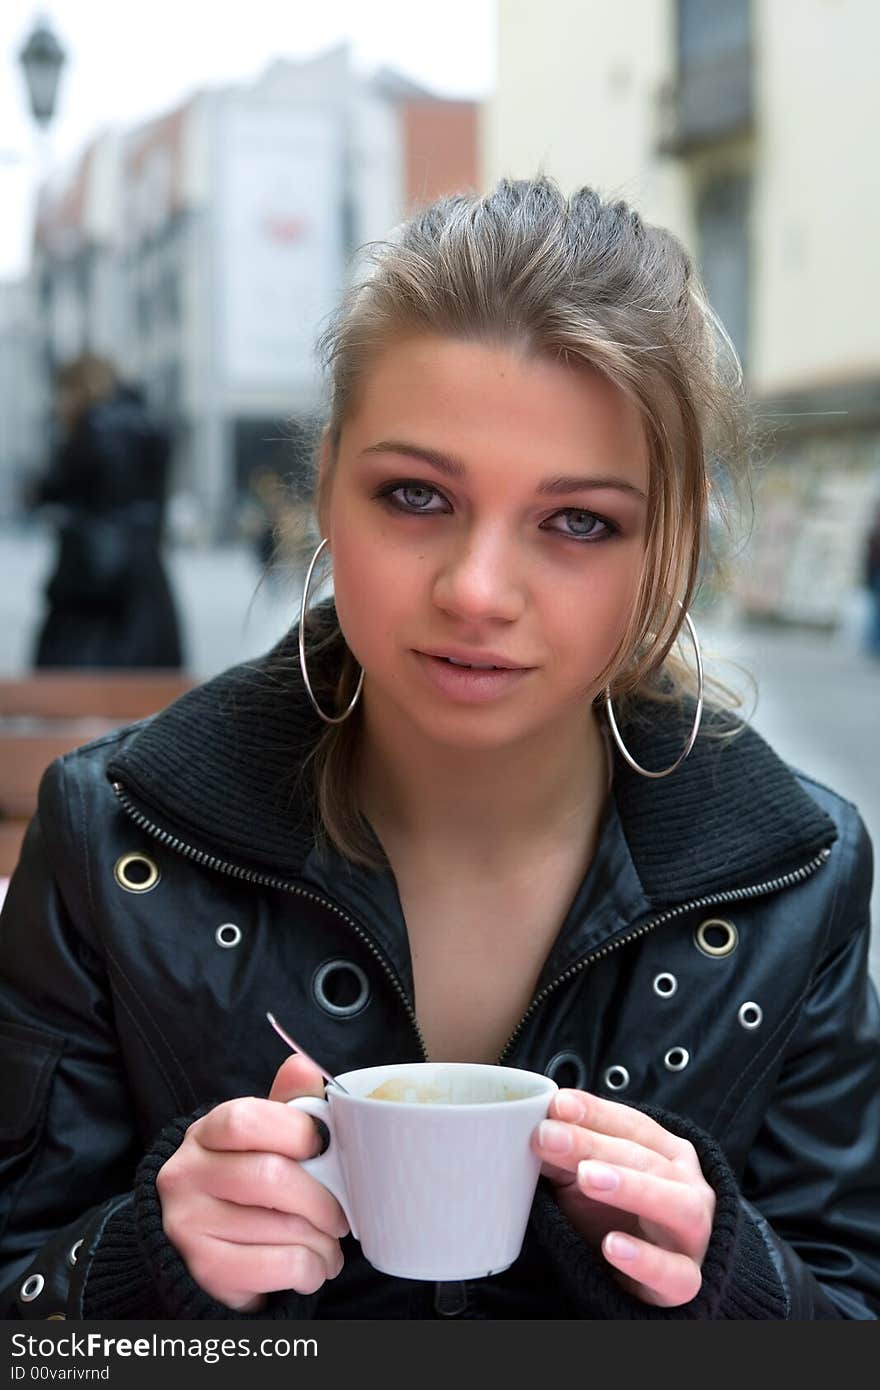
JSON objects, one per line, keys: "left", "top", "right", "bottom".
{"left": 113, "top": 852, "right": 160, "bottom": 894}
{"left": 604, "top": 1065, "right": 630, "bottom": 1092}
{"left": 664, "top": 1047, "right": 690, "bottom": 1071}
{"left": 20, "top": 1274, "right": 44, "bottom": 1302}
{"left": 653, "top": 972, "right": 678, "bottom": 998}
{"left": 312, "top": 960, "right": 371, "bottom": 1018}
{"left": 545, "top": 1052, "right": 587, "bottom": 1091}
{"left": 215, "top": 923, "right": 242, "bottom": 949}
{"left": 738, "top": 1001, "right": 763, "bottom": 1030}
{"left": 67, "top": 1239, "right": 83, "bottom": 1268}
{"left": 694, "top": 918, "right": 738, "bottom": 958}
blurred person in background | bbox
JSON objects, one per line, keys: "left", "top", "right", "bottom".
{"left": 864, "top": 497, "right": 880, "bottom": 659}
{"left": 27, "top": 352, "right": 184, "bottom": 669}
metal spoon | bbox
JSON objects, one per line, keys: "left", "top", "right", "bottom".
{"left": 266, "top": 1012, "right": 350, "bottom": 1093}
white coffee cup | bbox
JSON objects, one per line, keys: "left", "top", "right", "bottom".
{"left": 287, "top": 1060, "right": 558, "bottom": 1281}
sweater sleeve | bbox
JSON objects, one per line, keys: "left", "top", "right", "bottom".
{"left": 528, "top": 1104, "right": 791, "bottom": 1319}
{"left": 82, "top": 1108, "right": 322, "bottom": 1321}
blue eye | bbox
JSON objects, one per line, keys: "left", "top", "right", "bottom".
{"left": 377, "top": 481, "right": 449, "bottom": 513}
{"left": 400, "top": 484, "right": 441, "bottom": 510}
{"left": 543, "top": 509, "right": 616, "bottom": 542}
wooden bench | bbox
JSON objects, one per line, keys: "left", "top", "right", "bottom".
{"left": 0, "top": 672, "right": 196, "bottom": 880}
{"left": 0, "top": 671, "right": 195, "bottom": 722}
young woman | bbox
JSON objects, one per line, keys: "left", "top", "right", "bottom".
{"left": 1, "top": 179, "right": 878, "bottom": 1320}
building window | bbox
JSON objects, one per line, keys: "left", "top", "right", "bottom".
{"left": 665, "top": 0, "right": 753, "bottom": 152}
{"left": 159, "top": 269, "right": 180, "bottom": 327}
{"left": 678, "top": 0, "right": 750, "bottom": 67}
{"left": 696, "top": 172, "right": 751, "bottom": 372}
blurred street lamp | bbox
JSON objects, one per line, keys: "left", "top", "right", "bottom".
{"left": 18, "top": 15, "right": 68, "bottom": 415}
{"left": 18, "top": 15, "right": 67, "bottom": 130}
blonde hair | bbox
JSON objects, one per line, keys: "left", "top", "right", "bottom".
{"left": 298, "top": 176, "right": 753, "bottom": 866}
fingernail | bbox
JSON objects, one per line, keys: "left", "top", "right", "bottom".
{"left": 578, "top": 1160, "right": 619, "bottom": 1191}
{"left": 555, "top": 1091, "right": 585, "bottom": 1124}
{"left": 538, "top": 1120, "right": 572, "bottom": 1155}
{"left": 605, "top": 1233, "right": 638, "bottom": 1261}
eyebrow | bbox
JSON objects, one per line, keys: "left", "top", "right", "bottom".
{"left": 359, "top": 440, "right": 648, "bottom": 503}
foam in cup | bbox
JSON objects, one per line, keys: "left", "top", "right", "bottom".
{"left": 365, "top": 1069, "right": 530, "bottom": 1105}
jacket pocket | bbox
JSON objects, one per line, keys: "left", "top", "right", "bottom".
{"left": 0, "top": 1022, "right": 64, "bottom": 1158}
{"left": 0, "top": 1023, "right": 65, "bottom": 1248}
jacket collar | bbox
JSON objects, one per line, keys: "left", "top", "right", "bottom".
{"left": 107, "top": 614, "right": 837, "bottom": 908}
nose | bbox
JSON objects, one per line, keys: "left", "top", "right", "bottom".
{"left": 431, "top": 525, "right": 526, "bottom": 624}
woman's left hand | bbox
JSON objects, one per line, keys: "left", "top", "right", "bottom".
{"left": 532, "top": 1088, "right": 716, "bottom": 1308}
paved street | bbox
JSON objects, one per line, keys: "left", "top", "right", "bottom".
{"left": 3, "top": 524, "right": 878, "bottom": 987}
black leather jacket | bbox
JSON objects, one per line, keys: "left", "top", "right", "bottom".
{"left": 1, "top": 630, "right": 879, "bottom": 1319}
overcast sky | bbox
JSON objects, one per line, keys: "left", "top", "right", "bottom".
{"left": 0, "top": 0, "right": 496, "bottom": 281}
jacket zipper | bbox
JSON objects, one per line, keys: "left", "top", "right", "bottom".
{"left": 113, "top": 780, "right": 831, "bottom": 1070}
{"left": 111, "top": 781, "right": 430, "bottom": 1061}
{"left": 495, "top": 845, "right": 833, "bottom": 1063}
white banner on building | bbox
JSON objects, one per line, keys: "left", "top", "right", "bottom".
{"left": 216, "top": 101, "right": 343, "bottom": 391}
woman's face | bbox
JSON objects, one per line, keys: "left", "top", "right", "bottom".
{"left": 321, "top": 334, "right": 650, "bottom": 751}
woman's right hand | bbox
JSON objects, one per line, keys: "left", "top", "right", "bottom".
{"left": 156, "top": 1054, "right": 350, "bottom": 1312}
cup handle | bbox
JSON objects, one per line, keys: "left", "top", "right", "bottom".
{"left": 286, "top": 1096, "right": 358, "bottom": 1240}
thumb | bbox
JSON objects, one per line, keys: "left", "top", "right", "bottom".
{"left": 268, "top": 1052, "right": 327, "bottom": 1104}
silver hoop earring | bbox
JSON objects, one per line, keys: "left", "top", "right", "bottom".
{"left": 604, "top": 607, "right": 704, "bottom": 780}
{"left": 298, "top": 538, "right": 364, "bottom": 725}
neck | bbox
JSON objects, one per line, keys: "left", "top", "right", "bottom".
{"left": 357, "top": 692, "right": 610, "bottom": 870}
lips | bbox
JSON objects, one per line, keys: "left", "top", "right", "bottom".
{"left": 419, "top": 650, "right": 529, "bottom": 671}
{"left": 413, "top": 651, "right": 534, "bottom": 704}
{"left": 437, "top": 656, "right": 505, "bottom": 671}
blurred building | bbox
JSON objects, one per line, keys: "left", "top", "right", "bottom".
{"left": 0, "top": 278, "right": 44, "bottom": 520}
{"left": 485, "top": 0, "right": 880, "bottom": 627}
{"left": 10, "top": 44, "right": 479, "bottom": 539}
